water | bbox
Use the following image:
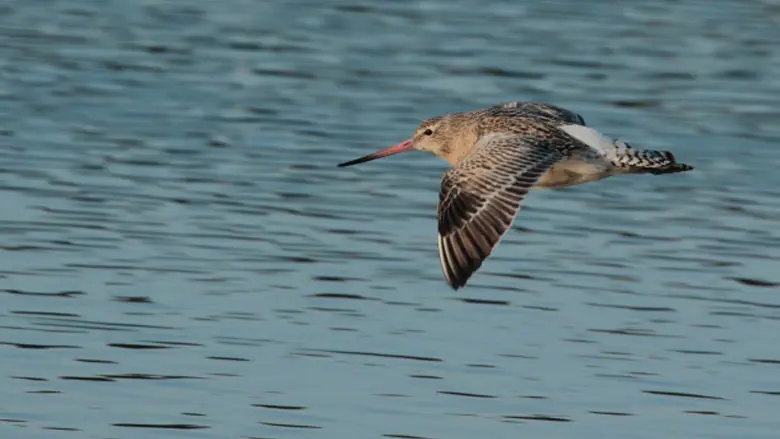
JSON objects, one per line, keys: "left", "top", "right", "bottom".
{"left": 1, "top": 0, "right": 779, "bottom": 438}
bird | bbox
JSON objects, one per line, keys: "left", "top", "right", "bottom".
{"left": 337, "top": 101, "right": 694, "bottom": 290}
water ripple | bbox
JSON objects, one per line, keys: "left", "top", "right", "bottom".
{"left": 1, "top": 0, "right": 779, "bottom": 438}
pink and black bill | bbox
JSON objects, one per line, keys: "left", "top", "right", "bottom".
{"left": 337, "top": 139, "right": 414, "bottom": 167}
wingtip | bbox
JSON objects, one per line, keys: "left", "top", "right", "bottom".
{"left": 446, "top": 275, "right": 470, "bottom": 290}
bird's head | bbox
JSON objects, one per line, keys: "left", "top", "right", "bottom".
{"left": 337, "top": 115, "right": 460, "bottom": 168}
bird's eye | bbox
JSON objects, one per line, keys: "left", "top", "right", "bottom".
{"left": 423, "top": 129, "right": 433, "bottom": 136}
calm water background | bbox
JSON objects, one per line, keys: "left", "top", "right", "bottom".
{"left": 1, "top": 0, "right": 780, "bottom": 438}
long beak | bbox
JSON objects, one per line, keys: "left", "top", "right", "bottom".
{"left": 337, "top": 139, "right": 414, "bottom": 167}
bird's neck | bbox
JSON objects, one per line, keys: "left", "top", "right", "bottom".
{"left": 439, "top": 129, "right": 479, "bottom": 166}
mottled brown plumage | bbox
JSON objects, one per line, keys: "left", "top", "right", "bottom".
{"left": 338, "top": 101, "right": 694, "bottom": 289}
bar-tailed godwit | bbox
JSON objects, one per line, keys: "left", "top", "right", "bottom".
{"left": 338, "top": 101, "right": 694, "bottom": 290}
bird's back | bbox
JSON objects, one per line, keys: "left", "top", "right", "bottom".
{"left": 491, "top": 101, "right": 587, "bottom": 126}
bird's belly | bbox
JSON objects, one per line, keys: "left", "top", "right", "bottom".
{"left": 533, "top": 156, "right": 614, "bottom": 189}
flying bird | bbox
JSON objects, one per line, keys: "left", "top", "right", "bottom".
{"left": 338, "top": 101, "right": 693, "bottom": 290}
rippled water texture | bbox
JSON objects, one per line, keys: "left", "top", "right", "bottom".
{"left": 2, "top": 0, "right": 780, "bottom": 438}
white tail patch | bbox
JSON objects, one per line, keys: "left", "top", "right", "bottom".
{"left": 558, "top": 124, "right": 620, "bottom": 155}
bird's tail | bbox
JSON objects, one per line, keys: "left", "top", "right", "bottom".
{"left": 610, "top": 144, "right": 694, "bottom": 174}
{"left": 559, "top": 124, "right": 694, "bottom": 175}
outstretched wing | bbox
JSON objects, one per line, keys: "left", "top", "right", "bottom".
{"left": 437, "top": 134, "right": 565, "bottom": 289}
{"left": 495, "top": 101, "right": 587, "bottom": 126}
